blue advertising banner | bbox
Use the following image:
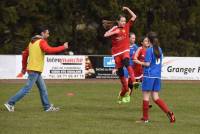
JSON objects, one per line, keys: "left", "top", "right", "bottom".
{"left": 103, "top": 57, "right": 115, "bottom": 67}
{"left": 86, "top": 56, "right": 118, "bottom": 79}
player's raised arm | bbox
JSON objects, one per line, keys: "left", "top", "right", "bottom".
{"left": 39, "top": 40, "right": 68, "bottom": 54}
{"left": 123, "top": 6, "right": 137, "bottom": 21}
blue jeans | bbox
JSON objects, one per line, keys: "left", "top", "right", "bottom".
{"left": 8, "top": 72, "right": 51, "bottom": 110}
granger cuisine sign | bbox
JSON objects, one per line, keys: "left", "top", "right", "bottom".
{"left": 162, "top": 57, "right": 200, "bottom": 80}
{"left": 43, "top": 55, "right": 85, "bottom": 79}
{"left": 167, "top": 66, "right": 200, "bottom": 75}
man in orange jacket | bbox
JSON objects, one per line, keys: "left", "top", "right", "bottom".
{"left": 4, "top": 27, "right": 68, "bottom": 112}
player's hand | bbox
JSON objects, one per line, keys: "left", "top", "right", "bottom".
{"left": 64, "top": 42, "right": 68, "bottom": 49}
{"left": 122, "top": 6, "right": 129, "bottom": 11}
{"left": 17, "top": 73, "right": 23, "bottom": 78}
{"left": 17, "top": 70, "right": 25, "bottom": 78}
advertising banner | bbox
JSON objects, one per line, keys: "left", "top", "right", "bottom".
{"left": 43, "top": 55, "right": 85, "bottom": 79}
{"left": 0, "top": 55, "right": 85, "bottom": 79}
{"left": 0, "top": 55, "right": 17, "bottom": 79}
{"left": 1, "top": 55, "right": 200, "bottom": 80}
{"left": 86, "top": 56, "right": 118, "bottom": 79}
{"left": 162, "top": 57, "right": 200, "bottom": 80}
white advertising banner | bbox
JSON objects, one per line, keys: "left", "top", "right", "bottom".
{"left": 42, "top": 55, "right": 85, "bottom": 79}
{"left": 0, "top": 55, "right": 85, "bottom": 79}
{"left": 0, "top": 55, "right": 17, "bottom": 79}
{"left": 162, "top": 57, "right": 200, "bottom": 80}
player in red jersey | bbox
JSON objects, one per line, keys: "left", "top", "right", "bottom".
{"left": 133, "top": 36, "right": 150, "bottom": 81}
{"left": 103, "top": 7, "right": 137, "bottom": 103}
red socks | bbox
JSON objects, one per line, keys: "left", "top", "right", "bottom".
{"left": 143, "top": 100, "right": 149, "bottom": 120}
{"left": 154, "top": 99, "right": 170, "bottom": 113}
{"left": 142, "top": 99, "right": 170, "bottom": 121}
{"left": 126, "top": 66, "right": 135, "bottom": 82}
{"left": 119, "top": 76, "right": 128, "bottom": 96}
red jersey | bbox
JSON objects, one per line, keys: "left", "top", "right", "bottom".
{"left": 133, "top": 46, "right": 147, "bottom": 78}
{"left": 111, "top": 20, "right": 133, "bottom": 56}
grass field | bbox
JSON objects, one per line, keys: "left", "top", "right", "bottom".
{"left": 0, "top": 80, "right": 200, "bottom": 134}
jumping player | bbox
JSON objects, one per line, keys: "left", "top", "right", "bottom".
{"left": 103, "top": 7, "right": 137, "bottom": 104}
{"left": 138, "top": 32, "right": 175, "bottom": 123}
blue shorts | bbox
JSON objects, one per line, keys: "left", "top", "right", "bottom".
{"left": 142, "top": 77, "right": 161, "bottom": 91}
{"left": 123, "top": 68, "right": 129, "bottom": 78}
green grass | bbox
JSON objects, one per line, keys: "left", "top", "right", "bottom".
{"left": 0, "top": 81, "right": 200, "bottom": 134}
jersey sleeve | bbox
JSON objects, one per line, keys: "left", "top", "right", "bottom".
{"left": 39, "top": 39, "right": 65, "bottom": 54}
{"left": 134, "top": 47, "right": 142, "bottom": 60}
{"left": 145, "top": 48, "right": 152, "bottom": 62}
{"left": 22, "top": 47, "right": 29, "bottom": 73}
{"left": 126, "top": 19, "right": 134, "bottom": 28}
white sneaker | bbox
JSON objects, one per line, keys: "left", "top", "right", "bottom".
{"left": 45, "top": 104, "right": 59, "bottom": 112}
{"left": 4, "top": 103, "right": 14, "bottom": 112}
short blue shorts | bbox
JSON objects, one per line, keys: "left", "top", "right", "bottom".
{"left": 142, "top": 77, "right": 161, "bottom": 91}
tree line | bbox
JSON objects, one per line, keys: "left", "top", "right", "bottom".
{"left": 0, "top": 0, "right": 200, "bottom": 56}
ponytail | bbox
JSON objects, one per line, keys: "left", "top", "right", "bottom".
{"left": 147, "top": 32, "right": 161, "bottom": 60}
{"left": 153, "top": 39, "right": 161, "bottom": 60}
{"left": 102, "top": 20, "right": 117, "bottom": 30}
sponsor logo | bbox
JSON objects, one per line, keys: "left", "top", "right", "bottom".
{"left": 46, "top": 57, "right": 83, "bottom": 65}
{"left": 103, "top": 57, "right": 115, "bottom": 67}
